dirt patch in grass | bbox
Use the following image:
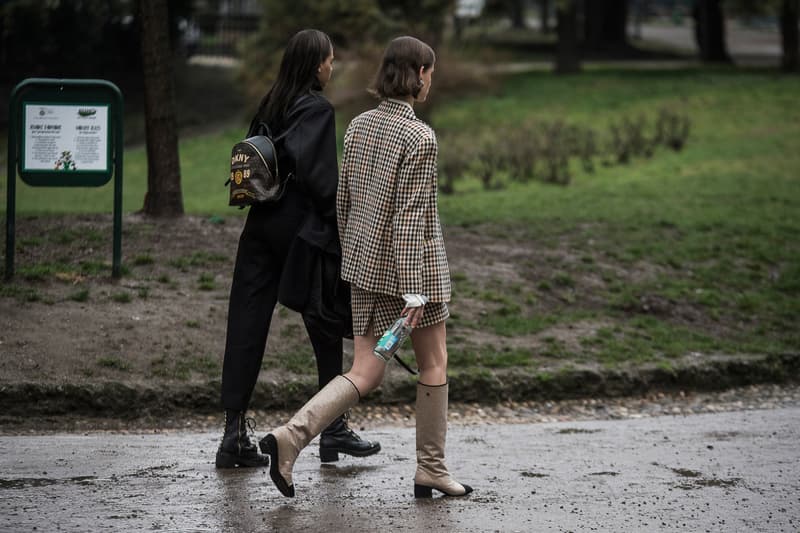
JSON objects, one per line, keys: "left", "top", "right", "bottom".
{"left": 0, "top": 214, "right": 308, "bottom": 387}
{"left": 0, "top": 214, "right": 791, "bottom": 394}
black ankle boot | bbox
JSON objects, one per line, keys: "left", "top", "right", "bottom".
{"left": 215, "top": 410, "right": 270, "bottom": 469}
{"left": 319, "top": 411, "right": 381, "bottom": 463}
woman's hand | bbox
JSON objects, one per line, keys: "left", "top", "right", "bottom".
{"left": 401, "top": 293, "right": 428, "bottom": 328}
{"left": 401, "top": 304, "right": 425, "bottom": 328}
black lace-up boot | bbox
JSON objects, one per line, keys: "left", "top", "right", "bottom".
{"left": 215, "top": 410, "right": 270, "bottom": 469}
{"left": 318, "top": 411, "right": 381, "bottom": 463}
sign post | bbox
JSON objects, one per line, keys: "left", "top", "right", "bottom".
{"left": 4, "top": 78, "right": 124, "bottom": 279}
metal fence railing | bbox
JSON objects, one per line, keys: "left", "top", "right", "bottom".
{"left": 190, "top": 0, "right": 262, "bottom": 58}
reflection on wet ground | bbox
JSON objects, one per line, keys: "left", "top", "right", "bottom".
{"left": 1, "top": 408, "right": 798, "bottom": 532}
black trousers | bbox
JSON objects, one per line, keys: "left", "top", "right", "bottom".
{"left": 221, "top": 191, "right": 343, "bottom": 411}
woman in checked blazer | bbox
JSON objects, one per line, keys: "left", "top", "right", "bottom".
{"left": 261, "top": 36, "right": 473, "bottom": 499}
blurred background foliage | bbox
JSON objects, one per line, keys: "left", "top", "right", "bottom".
{"left": 1, "top": 1, "right": 796, "bottom": 128}
{"left": 0, "top": 0, "right": 797, "bottom": 166}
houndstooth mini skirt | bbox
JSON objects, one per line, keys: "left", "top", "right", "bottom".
{"left": 350, "top": 285, "right": 449, "bottom": 337}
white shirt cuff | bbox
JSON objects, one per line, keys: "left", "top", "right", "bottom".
{"left": 402, "top": 293, "right": 429, "bottom": 308}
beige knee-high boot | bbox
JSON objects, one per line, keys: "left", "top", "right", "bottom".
{"left": 414, "top": 382, "right": 473, "bottom": 498}
{"left": 260, "top": 375, "right": 360, "bottom": 497}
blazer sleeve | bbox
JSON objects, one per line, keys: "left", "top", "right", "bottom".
{"left": 392, "top": 133, "right": 437, "bottom": 295}
{"left": 284, "top": 101, "right": 339, "bottom": 219}
{"left": 336, "top": 124, "right": 353, "bottom": 240}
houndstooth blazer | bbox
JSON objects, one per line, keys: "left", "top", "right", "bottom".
{"left": 337, "top": 99, "right": 451, "bottom": 302}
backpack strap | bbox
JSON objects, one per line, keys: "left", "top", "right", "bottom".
{"left": 393, "top": 353, "right": 419, "bottom": 375}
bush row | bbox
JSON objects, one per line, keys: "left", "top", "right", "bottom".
{"left": 437, "top": 107, "right": 691, "bottom": 192}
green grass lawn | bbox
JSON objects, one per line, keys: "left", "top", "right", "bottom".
{"left": 1, "top": 123, "right": 247, "bottom": 214}
{"left": 2, "top": 66, "right": 798, "bottom": 373}
{"left": 431, "top": 67, "right": 800, "bottom": 365}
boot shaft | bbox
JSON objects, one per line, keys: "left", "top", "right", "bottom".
{"left": 221, "top": 410, "right": 247, "bottom": 452}
{"left": 415, "top": 382, "right": 449, "bottom": 467}
{"left": 283, "top": 375, "right": 361, "bottom": 452}
{"left": 413, "top": 381, "right": 473, "bottom": 497}
{"left": 261, "top": 375, "right": 362, "bottom": 496}
{"left": 216, "top": 410, "right": 269, "bottom": 468}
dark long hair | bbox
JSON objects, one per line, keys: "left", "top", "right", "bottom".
{"left": 255, "top": 29, "right": 332, "bottom": 130}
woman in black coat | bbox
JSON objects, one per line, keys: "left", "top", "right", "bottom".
{"left": 216, "top": 29, "right": 380, "bottom": 469}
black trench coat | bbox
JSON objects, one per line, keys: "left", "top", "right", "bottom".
{"left": 254, "top": 91, "right": 352, "bottom": 340}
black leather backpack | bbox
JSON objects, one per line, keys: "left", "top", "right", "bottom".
{"left": 226, "top": 122, "right": 284, "bottom": 207}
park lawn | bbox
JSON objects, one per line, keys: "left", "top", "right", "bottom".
{"left": 2, "top": 67, "right": 798, "bottom": 377}
{"left": 0, "top": 124, "right": 246, "bottom": 215}
{"left": 432, "top": 67, "right": 800, "bottom": 370}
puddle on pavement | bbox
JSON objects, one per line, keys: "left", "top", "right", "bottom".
{"left": 0, "top": 475, "right": 97, "bottom": 489}
{"left": 674, "top": 477, "right": 742, "bottom": 490}
{"left": 319, "top": 464, "right": 380, "bottom": 478}
{"left": 670, "top": 467, "right": 703, "bottom": 478}
{"left": 463, "top": 436, "right": 489, "bottom": 444}
{"left": 129, "top": 463, "right": 178, "bottom": 478}
{"left": 667, "top": 466, "right": 742, "bottom": 490}
{"left": 520, "top": 471, "right": 549, "bottom": 478}
{"left": 694, "top": 477, "right": 741, "bottom": 488}
{"left": 703, "top": 430, "right": 744, "bottom": 440}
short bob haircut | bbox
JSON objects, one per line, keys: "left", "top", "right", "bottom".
{"left": 369, "top": 36, "right": 435, "bottom": 99}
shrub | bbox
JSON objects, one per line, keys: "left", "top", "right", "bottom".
{"left": 436, "top": 108, "right": 691, "bottom": 192}
{"left": 576, "top": 127, "right": 598, "bottom": 173}
{"left": 473, "top": 132, "right": 508, "bottom": 190}
{"left": 438, "top": 133, "right": 474, "bottom": 194}
{"left": 541, "top": 120, "right": 572, "bottom": 184}
{"left": 609, "top": 121, "right": 631, "bottom": 164}
{"left": 505, "top": 120, "right": 540, "bottom": 183}
{"left": 656, "top": 107, "right": 691, "bottom": 151}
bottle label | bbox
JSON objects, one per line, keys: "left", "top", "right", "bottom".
{"left": 378, "top": 334, "right": 397, "bottom": 351}
{"left": 373, "top": 317, "right": 411, "bottom": 362}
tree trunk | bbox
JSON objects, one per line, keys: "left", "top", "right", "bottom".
{"left": 510, "top": 0, "right": 526, "bottom": 29}
{"left": 692, "top": 0, "right": 731, "bottom": 63}
{"left": 633, "top": 0, "right": 649, "bottom": 39}
{"left": 781, "top": 0, "right": 799, "bottom": 72}
{"left": 540, "top": 0, "right": 551, "bottom": 33}
{"left": 556, "top": 0, "right": 581, "bottom": 73}
{"left": 139, "top": 0, "right": 184, "bottom": 217}
{"left": 584, "top": 0, "right": 629, "bottom": 50}
{"left": 0, "top": 10, "right": 5, "bottom": 69}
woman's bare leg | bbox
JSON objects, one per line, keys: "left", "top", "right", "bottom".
{"left": 344, "top": 329, "right": 386, "bottom": 395}
{"left": 410, "top": 321, "right": 447, "bottom": 385}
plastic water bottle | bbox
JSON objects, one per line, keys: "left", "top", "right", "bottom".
{"left": 373, "top": 317, "right": 412, "bottom": 363}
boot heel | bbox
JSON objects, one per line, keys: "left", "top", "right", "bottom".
{"left": 258, "top": 435, "right": 272, "bottom": 454}
{"left": 261, "top": 434, "right": 295, "bottom": 497}
{"left": 319, "top": 448, "right": 340, "bottom": 463}
{"left": 414, "top": 484, "right": 433, "bottom": 498}
{"left": 215, "top": 451, "right": 238, "bottom": 469}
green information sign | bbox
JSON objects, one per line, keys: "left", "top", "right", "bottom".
{"left": 5, "top": 78, "right": 124, "bottom": 279}
{"left": 21, "top": 102, "right": 112, "bottom": 176}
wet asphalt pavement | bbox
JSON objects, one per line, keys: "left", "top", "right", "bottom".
{"left": 1, "top": 407, "right": 798, "bottom": 532}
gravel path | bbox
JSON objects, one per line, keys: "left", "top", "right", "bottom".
{"left": 4, "top": 383, "right": 798, "bottom": 435}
